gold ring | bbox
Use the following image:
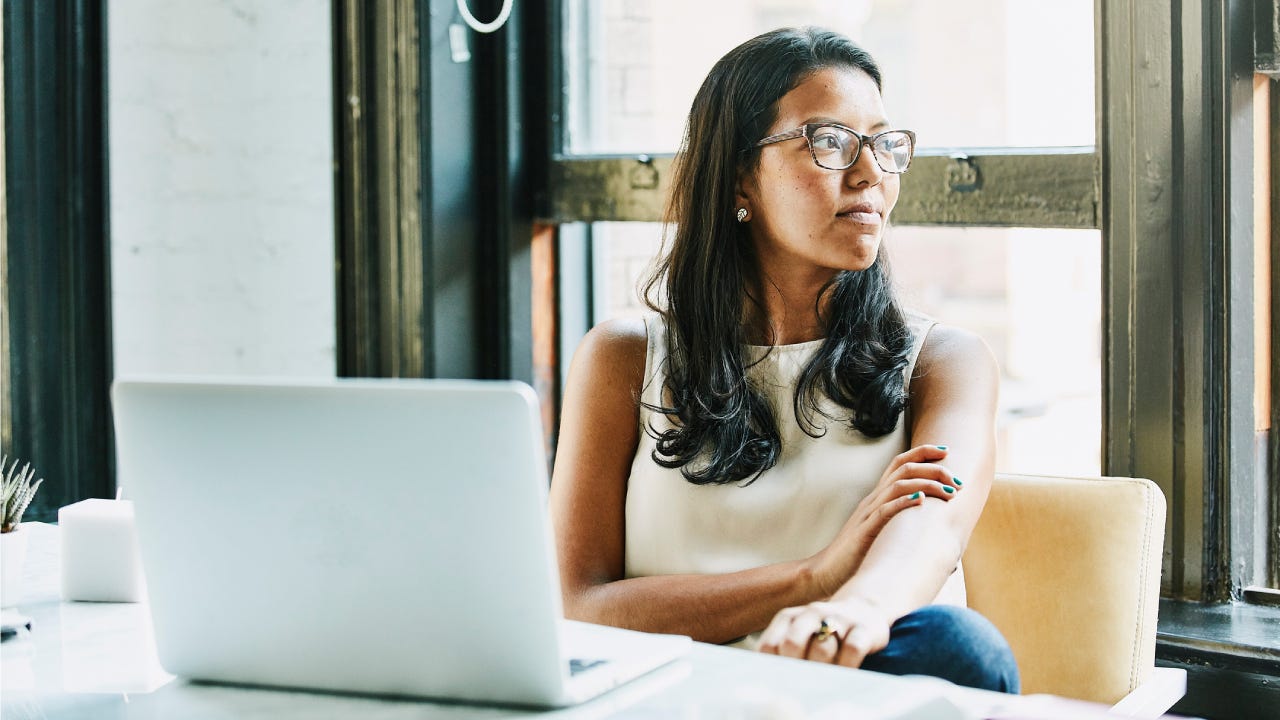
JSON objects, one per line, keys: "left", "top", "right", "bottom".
{"left": 812, "top": 618, "right": 838, "bottom": 643}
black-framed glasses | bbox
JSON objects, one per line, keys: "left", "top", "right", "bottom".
{"left": 752, "top": 123, "right": 917, "bottom": 174}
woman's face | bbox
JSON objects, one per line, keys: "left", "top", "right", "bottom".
{"left": 739, "top": 66, "right": 900, "bottom": 281}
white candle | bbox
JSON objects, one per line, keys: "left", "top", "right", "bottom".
{"left": 59, "top": 499, "right": 145, "bottom": 603}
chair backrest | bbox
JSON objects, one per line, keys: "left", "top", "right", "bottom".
{"left": 962, "top": 473, "right": 1166, "bottom": 704}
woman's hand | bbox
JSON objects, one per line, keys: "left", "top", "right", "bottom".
{"left": 805, "top": 444, "right": 962, "bottom": 598}
{"left": 757, "top": 597, "right": 893, "bottom": 668}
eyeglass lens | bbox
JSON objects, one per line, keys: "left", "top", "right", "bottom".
{"left": 810, "top": 126, "right": 913, "bottom": 172}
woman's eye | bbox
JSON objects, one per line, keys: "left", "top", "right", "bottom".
{"left": 814, "top": 133, "right": 843, "bottom": 150}
{"left": 883, "top": 136, "right": 909, "bottom": 152}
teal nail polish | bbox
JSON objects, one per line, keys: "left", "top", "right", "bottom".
{"left": 910, "top": 491, "right": 922, "bottom": 500}
{"left": 943, "top": 485, "right": 955, "bottom": 494}
{"left": 953, "top": 477, "right": 963, "bottom": 486}
{"left": 935, "top": 445, "right": 948, "bottom": 451}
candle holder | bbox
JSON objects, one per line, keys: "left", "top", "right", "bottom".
{"left": 59, "top": 498, "right": 146, "bottom": 603}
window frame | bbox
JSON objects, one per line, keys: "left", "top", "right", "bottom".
{"left": 544, "top": 149, "right": 1098, "bottom": 228}
{"left": 332, "top": 0, "right": 538, "bottom": 382}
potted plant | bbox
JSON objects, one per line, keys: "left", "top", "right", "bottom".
{"left": 1, "top": 455, "right": 44, "bottom": 608}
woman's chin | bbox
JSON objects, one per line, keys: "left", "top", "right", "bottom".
{"left": 840, "top": 236, "right": 881, "bottom": 270}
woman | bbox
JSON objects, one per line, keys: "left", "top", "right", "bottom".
{"left": 549, "top": 27, "right": 1019, "bottom": 693}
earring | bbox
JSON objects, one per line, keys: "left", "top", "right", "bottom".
{"left": 736, "top": 207, "right": 748, "bottom": 223}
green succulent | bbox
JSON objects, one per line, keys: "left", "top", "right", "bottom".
{"left": 1, "top": 455, "right": 44, "bottom": 533}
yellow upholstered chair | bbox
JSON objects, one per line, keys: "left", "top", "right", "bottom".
{"left": 963, "top": 473, "right": 1186, "bottom": 716}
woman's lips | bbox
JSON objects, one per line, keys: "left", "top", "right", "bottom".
{"left": 838, "top": 211, "right": 881, "bottom": 224}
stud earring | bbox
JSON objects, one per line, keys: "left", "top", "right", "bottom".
{"left": 736, "top": 207, "right": 748, "bottom": 222}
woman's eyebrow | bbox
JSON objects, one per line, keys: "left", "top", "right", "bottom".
{"left": 802, "top": 116, "right": 892, "bottom": 132}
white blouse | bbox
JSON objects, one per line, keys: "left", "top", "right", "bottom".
{"left": 623, "top": 312, "right": 966, "bottom": 648}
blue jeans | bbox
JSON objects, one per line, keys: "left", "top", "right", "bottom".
{"left": 860, "top": 605, "right": 1021, "bottom": 693}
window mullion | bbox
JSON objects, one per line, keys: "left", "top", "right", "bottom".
{"left": 546, "top": 149, "right": 1099, "bottom": 229}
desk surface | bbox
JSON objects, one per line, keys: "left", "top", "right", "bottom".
{"left": 1, "top": 523, "right": 1148, "bottom": 719}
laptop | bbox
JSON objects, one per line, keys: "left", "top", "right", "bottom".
{"left": 111, "top": 377, "right": 691, "bottom": 707}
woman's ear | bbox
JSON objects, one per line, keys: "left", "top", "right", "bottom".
{"left": 734, "top": 165, "right": 755, "bottom": 222}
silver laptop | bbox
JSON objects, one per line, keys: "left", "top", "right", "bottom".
{"left": 111, "top": 377, "right": 691, "bottom": 707}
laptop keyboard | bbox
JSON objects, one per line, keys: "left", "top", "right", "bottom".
{"left": 568, "top": 658, "right": 609, "bottom": 676}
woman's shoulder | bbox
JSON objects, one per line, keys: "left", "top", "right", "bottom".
{"left": 570, "top": 316, "right": 651, "bottom": 387}
{"left": 579, "top": 316, "right": 649, "bottom": 356}
{"left": 913, "top": 322, "right": 999, "bottom": 386}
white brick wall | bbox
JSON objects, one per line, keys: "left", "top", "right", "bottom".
{"left": 109, "top": 0, "right": 335, "bottom": 378}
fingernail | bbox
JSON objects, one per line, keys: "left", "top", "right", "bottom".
{"left": 953, "top": 477, "right": 963, "bottom": 486}
{"left": 934, "top": 445, "right": 948, "bottom": 451}
{"left": 910, "top": 491, "right": 922, "bottom": 500}
{"left": 943, "top": 486, "right": 955, "bottom": 494}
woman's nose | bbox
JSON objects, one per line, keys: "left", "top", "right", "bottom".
{"left": 845, "top": 145, "right": 884, "bottom": 188}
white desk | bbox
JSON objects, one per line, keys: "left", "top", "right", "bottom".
{"left": 1, "top": 524, "right": 1163, "bottom": 719}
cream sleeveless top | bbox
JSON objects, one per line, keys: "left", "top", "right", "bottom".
{"left": 624, "top": 312, "right": 966, "bottom": 648}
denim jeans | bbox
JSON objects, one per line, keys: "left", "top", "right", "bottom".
{"left": 859, "top": 605, "right": 1021, "bottom": 693}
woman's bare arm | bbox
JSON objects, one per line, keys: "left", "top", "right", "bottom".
{"left": 760, "top": 324, "right": 999, "bottom": 664}
{"left": 831, "top": 324, "right": 998, "bottom": 615}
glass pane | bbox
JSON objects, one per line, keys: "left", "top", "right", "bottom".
{"left": 565, "top": 0, "right": 1094, "bottom": 154}
{"left": 588, "top": 222, "right": 1102, "bottom": 477}
{"left": 108, "top": 2, "right": 336, "bottom": 378}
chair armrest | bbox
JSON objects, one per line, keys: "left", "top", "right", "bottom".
{"left": 1108, "top": 667, "right": 1187, "bottom": 718}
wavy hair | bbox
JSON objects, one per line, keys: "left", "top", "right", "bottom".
{"left": 642, "top": 27, "right": 914, "bottom": 486}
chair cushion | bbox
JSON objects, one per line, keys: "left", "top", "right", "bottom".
{"left": 961, "top": 473, "right": 1165, "bottom": 704}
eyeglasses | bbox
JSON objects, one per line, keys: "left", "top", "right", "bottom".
{"left": 752, "top": 123, "right": 917, "bottom": 174}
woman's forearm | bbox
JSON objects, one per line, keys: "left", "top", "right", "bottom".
{"left": 565, "top": 558, "right": 822, "bottom": 644}
{"left": 832, "top": 502, "right": 965, "bottom": 621}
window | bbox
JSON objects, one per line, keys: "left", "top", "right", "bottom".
{"left": 560, "top": 0, "right": 1101, "bottom": 476}
{"left": 553, "top": 0, "right": 1280, "bottom": 613}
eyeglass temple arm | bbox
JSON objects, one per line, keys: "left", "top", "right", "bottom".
{"left": 753, "top": 127, "right": 806, "bottom": 147}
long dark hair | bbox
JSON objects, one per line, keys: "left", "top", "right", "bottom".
{"left": 642, "top": 27, "right": 914, "bottom": 486}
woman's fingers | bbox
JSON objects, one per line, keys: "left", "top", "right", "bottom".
{"left": 886, "top": 476, "right": 960, "bottom": 503}
{"left": 760, "top": 602, "right": 891, "bottom": 668}
{"left": 889, "top": 444, "right": 947, "bottom": 471}
{"left": 858, "top": 446, "right": 957, "bottom": 520}
{"left": 881, "top": 444, "right": 949, "bottom": 477}
{"left": 805, "top": 617, "right": 843, "bottom": 664}
{"left": 893, "top": 462, "right": 956, "bottom": 487}
{"left": 855, "top": 479, "right": 957, "bottom": 554}
{"left": 757, "top": 607, "right": 806, "bottom": 656}
{"left": 872, "top": 488, "right": 926, "bottom": 525}
{"left": 759, "top": 610, "right": 843, "bottom": 662}
{"left": 834, "top": 623, "right": 880, "bottom": 669}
